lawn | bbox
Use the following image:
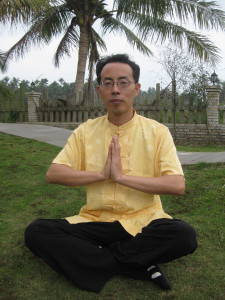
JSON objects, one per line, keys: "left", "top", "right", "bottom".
{"left": 0, "top": 133, "right": 224, "bottom": 300}
{"left": 176, "top": 144, "right": 225, "bottom": 152}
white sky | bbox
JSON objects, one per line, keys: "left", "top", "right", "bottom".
{"left": 0, "top": 0, "right": 225, "bottom": 91}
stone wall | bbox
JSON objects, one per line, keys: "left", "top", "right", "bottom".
{"left": 26, "top": 92, "right": 41, "bottom": 122}
{"left": 167, "top": 124, "right": 225, "bottom": 144}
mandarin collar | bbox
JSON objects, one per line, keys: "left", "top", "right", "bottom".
{"left": 106, "top": 110, "right": 137, "bottom": 131}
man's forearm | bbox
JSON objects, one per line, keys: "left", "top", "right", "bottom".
{"left": 46, "top": 163, "right": 105, "bottom": 186}
{"left": 110, "top": 135, "right": 184, "bottom": 196}
{"left": 116, "top": 174, "right": 185, "bottom": 196}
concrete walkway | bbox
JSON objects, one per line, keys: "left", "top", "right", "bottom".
{"left": 1, "top": 123, "right": 225, "bottom": 165}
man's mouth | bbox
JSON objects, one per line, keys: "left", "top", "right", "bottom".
{"left": 110, "top": 99, "right": 123, "bottom": 104}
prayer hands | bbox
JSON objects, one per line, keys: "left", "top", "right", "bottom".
{"left": 101, "top": 135, "right": 123, "bottom": 182}
{"left": 100, "top": 135, "right": 185, "bottom": 195}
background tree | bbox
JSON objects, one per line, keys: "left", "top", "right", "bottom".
{"left": 7, "top": 77, "right": 21, "bottom": 90}
{"left": 147, "top": 87, "right": 156, "bottom": 99}
{"left": 0, "top": 81, "right": 14, "bottom": 103}
{"left": 20, "top": 79, "right": 31, "bottom": 93}
{"left": 1, "top": 0, "right": 225, "bottom": 105}
{"left": 183, "top": 67, "right": 210, "bottom": 106}
{"left": 158, "top": 46, "right": 206, "bottom": 92}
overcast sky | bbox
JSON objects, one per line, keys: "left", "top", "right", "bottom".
{"left": 0, "top": 0, "right": 225, "bottom": 91}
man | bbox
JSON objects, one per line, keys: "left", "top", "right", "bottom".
{"left": 25, "top": 54, "right": 197, "bottom": 293}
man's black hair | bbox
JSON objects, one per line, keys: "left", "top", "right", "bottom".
{"left": 96, "top": 54, "right": 140, "bottom": 84}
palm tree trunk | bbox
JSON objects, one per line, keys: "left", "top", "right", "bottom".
{"left": 74, "top": 24, "right": 89, "bottom": 105}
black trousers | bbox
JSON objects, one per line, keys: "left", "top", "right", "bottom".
{"left": 24, "top": 218, "right": 197, "bottom": 292}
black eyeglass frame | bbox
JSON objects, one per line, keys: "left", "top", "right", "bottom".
{"left": 100, "top": 79, "right": 135, "bottom": 88}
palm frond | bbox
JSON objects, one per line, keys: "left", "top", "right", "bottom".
{"left": 131, "top": 14, "right": 220, "bottom": 63}
{"left": 87, "top": 26, "right": 107, "bottom": 69}
{"left": 184, "top": 30, "right": 220, "bottom": 63}
{"left": 88, "top": 32, "right": 99, "bottom": 69}
{"left": 53, "top": 18, "right": 80, "bottom": 67}
{"left": 90, "top": 28, "right": 107, "bottom": 53}
{"left": 114, "top": 0, "right": 172, "bottom": 18}
{"left": 0, "top": 27, "right": 42, "bottom": 71}
{"left": 31, "top": 4, "right": 73, "bottom": 42}
{"left": 101, "top": 16, "right": 153, "bottom": 57}
{"left": 174, "top": 0, "right": 225, "bottom": 30}
{"left": 0, "top": 0, "right": 55, "bottom": 24}
{"left": 0, "top": 4, "right": 72, "bottom": 71}
{"left": 114, "top": 0, "right": 225, "bottom": 31}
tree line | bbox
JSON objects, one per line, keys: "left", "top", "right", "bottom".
{"left": 1, "top": 74, "right": 224, "bottom": 107}
{"left": 0, "top": 76, "right": 157, "bottom": 104}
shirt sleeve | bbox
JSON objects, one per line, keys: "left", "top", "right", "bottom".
{"left": 156, "top": 127, "right": 184, "bottom": 177}
{"left": 52, "top": 124, "right": 85, "bottom": 171}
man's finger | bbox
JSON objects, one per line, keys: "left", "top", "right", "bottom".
{"left": 112, "top": 135, "right": 120, "bottom": 153}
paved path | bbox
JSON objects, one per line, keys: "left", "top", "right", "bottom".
{"left": 1, "top": 123, "right": 225, "bottom": 165}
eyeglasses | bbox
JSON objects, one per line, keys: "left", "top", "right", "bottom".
{"left": 100, "top": 79, "right": 135, "bottom": 89}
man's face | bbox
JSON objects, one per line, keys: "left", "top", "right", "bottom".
{"left": 97, "top": 62, "right": 141, "bottom": 120}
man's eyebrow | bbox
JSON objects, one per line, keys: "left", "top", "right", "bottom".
{"left": 102, "top": 77, "right": 113, "bottom": 81}
{"left": 102, "top": 76, "right": 129, "bottom": 81}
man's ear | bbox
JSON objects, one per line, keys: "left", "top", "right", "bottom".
{"left": 135, "top": 83, "right": 141, "bottom": 97}
{"left": 96, "top": 85, "right": 101, "bottom": 97}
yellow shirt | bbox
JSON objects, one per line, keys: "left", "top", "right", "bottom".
{"left": 53, "top": 112, "right": 184, "bottom": 236}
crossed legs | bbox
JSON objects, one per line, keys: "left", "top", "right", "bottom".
{"left": 24, "top": 218, "right": 197, "bottom": 292}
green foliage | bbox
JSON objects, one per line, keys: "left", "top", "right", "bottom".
{"left": 183, "top": 67, "right": 210, "bottom": 105}
{"left": 0, "top": 77, "right": 27, "bottom": 106}
{"left": 0, "top": 76, "right": 76, "bottom": 104}
{"left": 47, "top": 79, "right": 75, "bottom": 100}
{"left": 0, "top": 133, "right": 225, "bottom": 299}
{"left": 8, "top": 110, "right": 20, "bottom": 122}
{"left": 0, "top": 81, "right": 14, "bottom": 102}
{"left": 173, "top": 67, "right": 212, "bottom": 110}
{"left": 136, "top": 87, "right": 156, "bottom": 102}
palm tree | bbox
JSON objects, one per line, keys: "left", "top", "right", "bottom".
{"left": 1, "top": 0, "right": 225, "bottom": 104}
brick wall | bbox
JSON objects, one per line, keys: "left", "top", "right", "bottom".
{"left": 167, "top": 124, "right": 225, "bottom": 144}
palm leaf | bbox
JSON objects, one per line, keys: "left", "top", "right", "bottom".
{"left": 130, "top": 14, "right": 220, "bottom": 62}
{"left": 31, "top": 4, "right": 72, "bottom": 42}
{"left": 0, "top": 4, "right": 69, "bottom": 71}
{"left": 53, "top": 17, "right": 80, "bottom": 67}
{"left": 173, "top": 0, "right": 225, "bottom": 30}
{"left": 114, "top": 0, "right": 225, "bottom": 30}
{"left": 0, "top": 28, "right": 41, "bottom": 71}
{"left": 101, "top": 16, "right": 153, "bottom": 57}
{"left": 114, "top": 0, "right": 173, "bottom": 18}
{"left": 90, "top": 28, "right": 107, "bottom": 53}
{"left": 0, "top": 0, "right": 55, "bottom": 24}
{"left": 87, "top": 26, "right": 107, "bottom": 69}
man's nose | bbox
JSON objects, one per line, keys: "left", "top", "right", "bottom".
{"left": 111, "top": 82, "right": 120, "bottom": 93}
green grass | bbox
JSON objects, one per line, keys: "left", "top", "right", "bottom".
{"left": 176, "top": 144, "right": 225, "bottom": 152}
{"left": 0, "top": 133, "right": 225, "bottom": 300}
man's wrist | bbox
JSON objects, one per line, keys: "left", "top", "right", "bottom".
{"left": 114, "top": 173, "right": 125, "bottom": 184}
{"left": 98, "top": 170, "right": 108, "bottom": 182}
